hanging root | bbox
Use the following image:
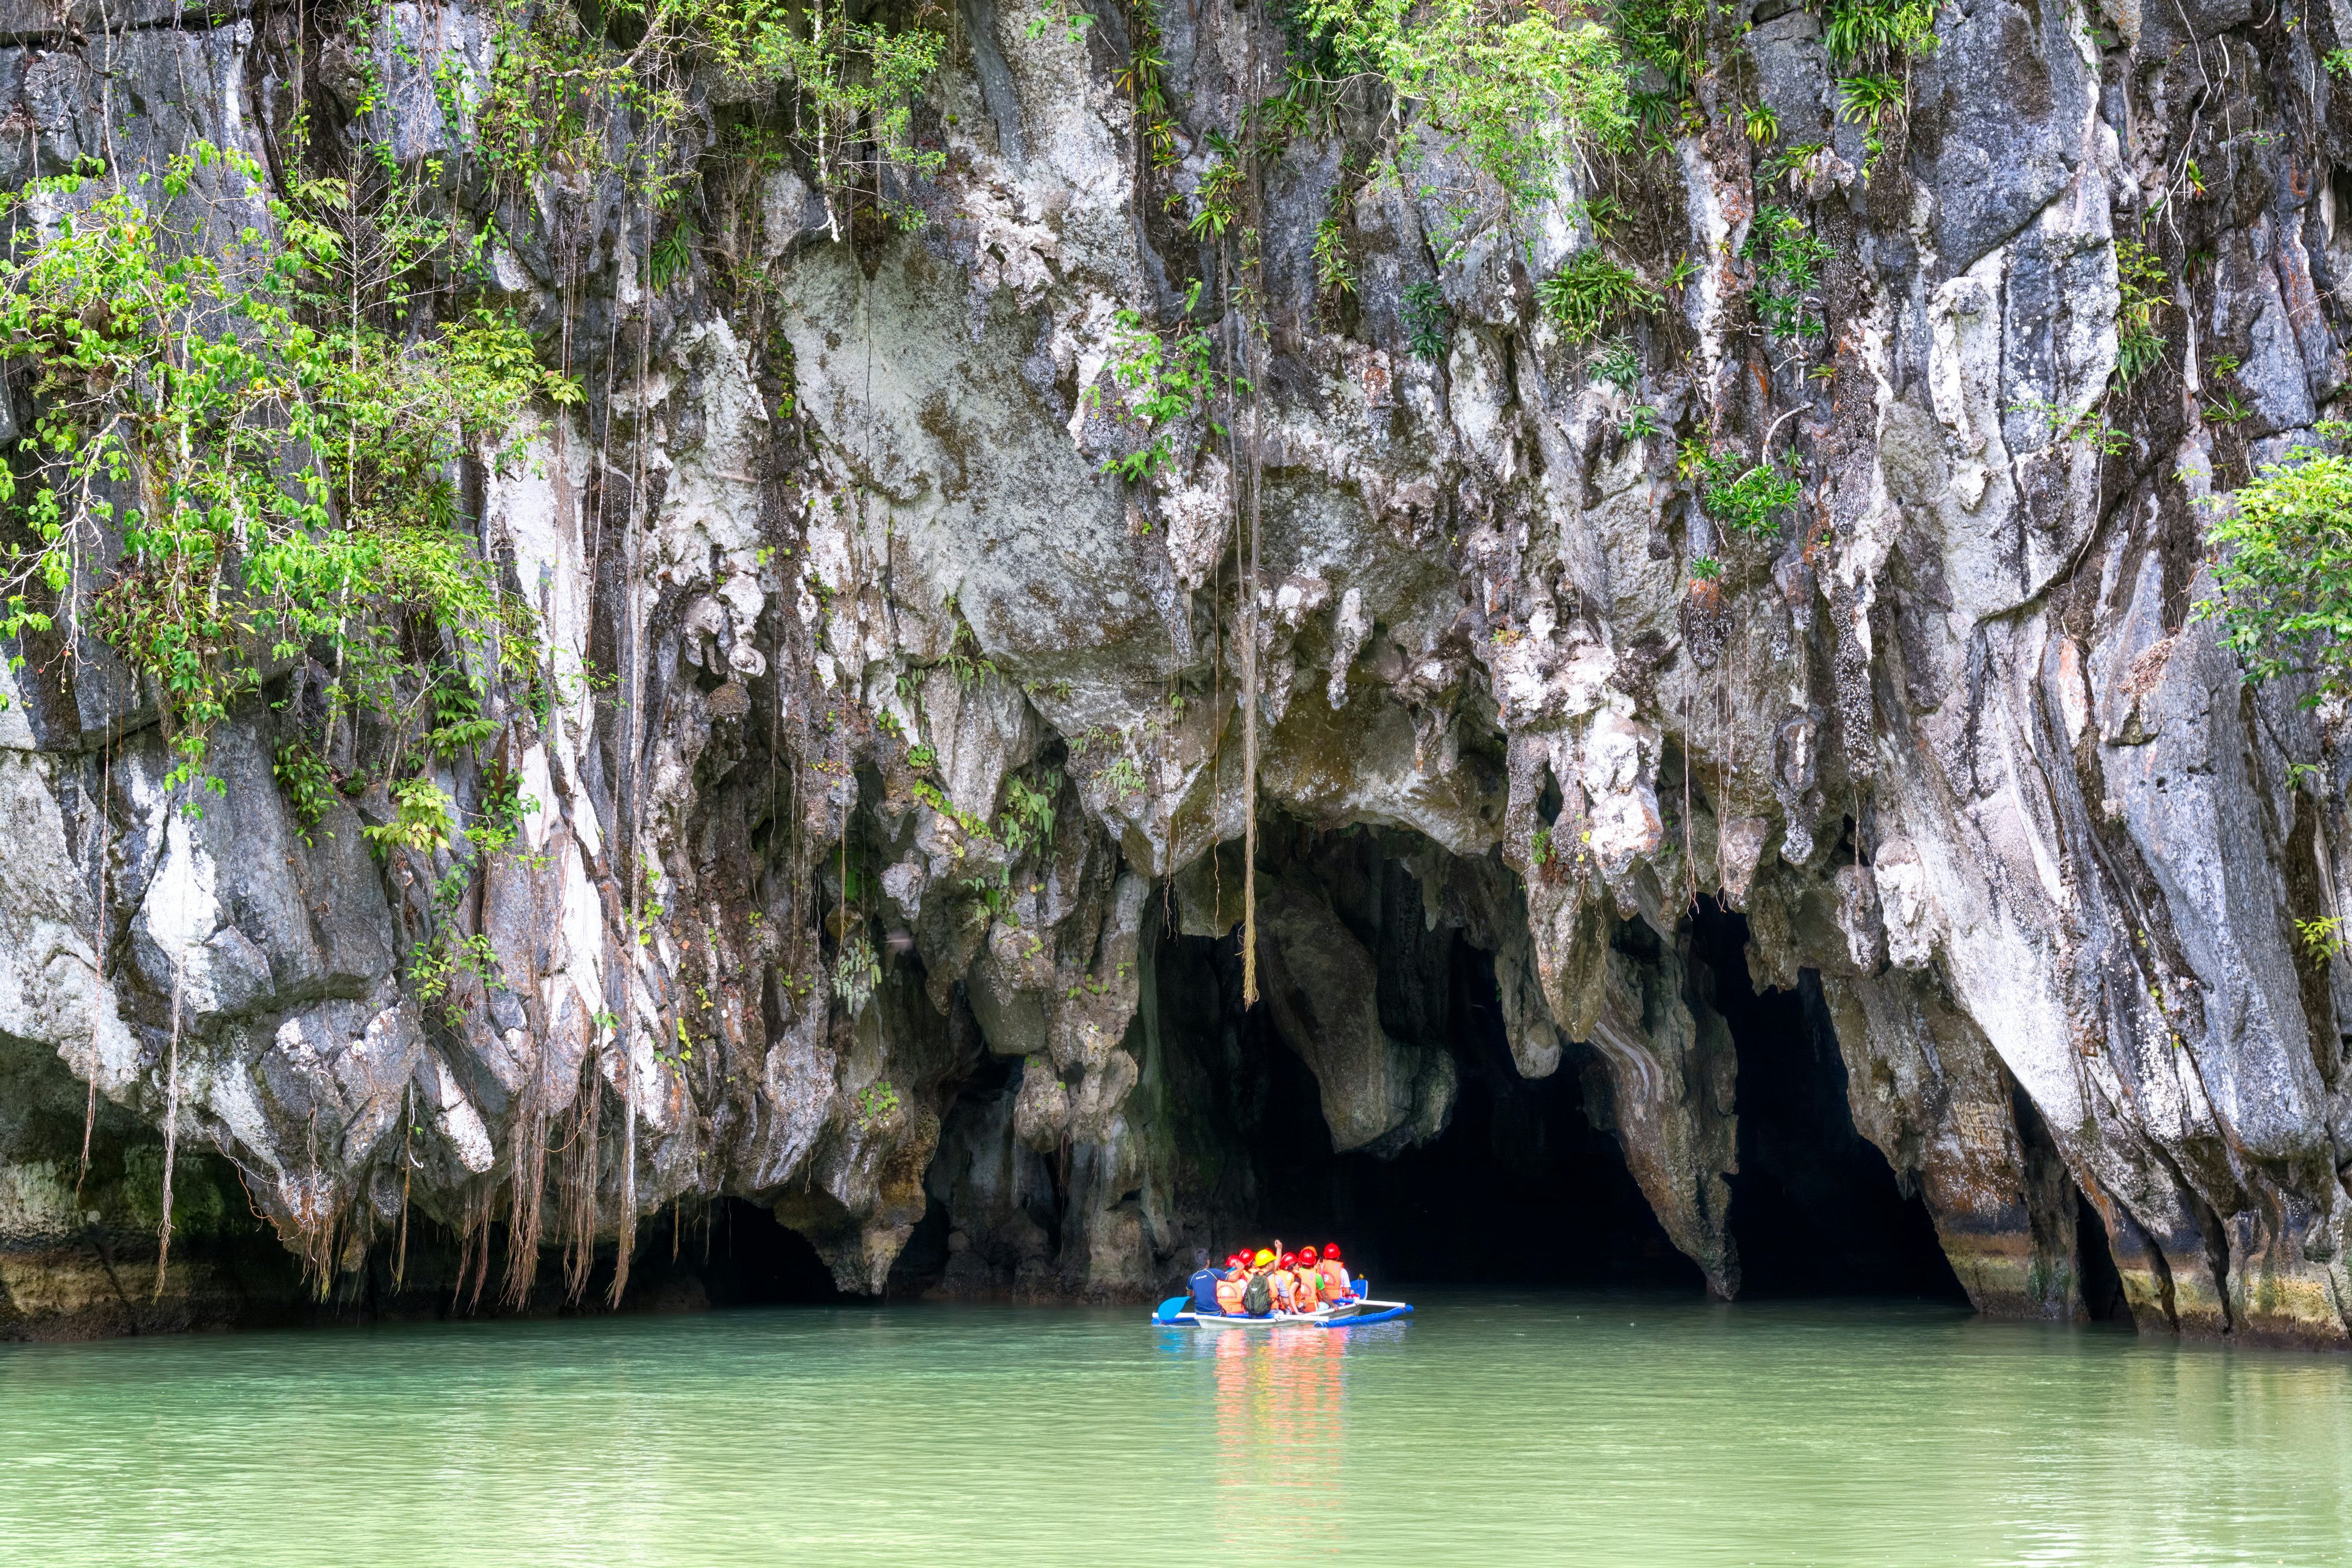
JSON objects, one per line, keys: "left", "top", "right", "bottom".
{"left": 78, "top": 747, "right": 111, "bottom": 1203}
{"left": 392, "top": 1085, "right": 413, "bottom": 1294}
{"left": 500, "top": 1081, "right": 551, "bottom": 1310}
{"left": 452, "top": 1183, "right": 494, "bottom": 1313}
{"left": 607, "top": 1048, "right": 637, "bottom": 1309}
{"left": 152, "top": 964, "right": 183, "bottom": 1301}
{"left": 557, "top": 1048, "right": 604, "bottom": 1302}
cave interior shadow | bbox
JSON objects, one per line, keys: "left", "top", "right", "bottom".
{"left": 1691, "top": 900, "right": 1969, "bottom": 1303}
{"left": 1215, "top": 885, "right": 1972, "bottom": 1304}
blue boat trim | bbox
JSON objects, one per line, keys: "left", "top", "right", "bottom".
{"left": 1318, "top": 1304, "right": 1412, "bottom": 1328}
{"left": 1147, "top": 1299, "right": 1412, "bottom": 1327}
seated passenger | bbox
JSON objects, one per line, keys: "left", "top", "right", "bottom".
{"left": 1318, "top": 1242, "right": 1351, "bottom": 1299}
{"left": 1294, "top": 1245, "right": 1323, "bottom": 1306}
{"left": 1274, "top": 1252, "right": 1305, "bottom": 1312}
{"left": 1242, "top": 1251, "right": 1277, "bottom": 1316}
{"left": 1213, "top": 1254, "right": 1247, "bottom": 1315}
{"left": 1188, "top": 1251, "right": 1223, "bottom": 1313}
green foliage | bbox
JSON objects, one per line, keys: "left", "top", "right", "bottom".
{"left": 914, "top": 778, "right": 991, "bottom": 841}
{"left": 1099, "top": 754, "right": 1147, "bottom": 803}
{"left": 2115, "top": 236, "right": 2169, "bottom": 383}
{"left": 2198, "top": 423, "right": 2352, "bottom": 703}
{"left": 1093, "top": 282, "right": 1228, "bottom": 481}
{"left": 1589, "top": 337, "right": 1642, "bottom": 388}
{"left": 2206, "top": 389, "right": 2252, "bottom": 426}
{"left": 997, "top": 770, "right": 1061, "bottom": 856}
{"left": 1288, "top": 0, "right": 1634, "bottom": 236}
{"left": 1744, "top": 103, "right": 1780, "bottom": 145}
{"left": 1025, "top": 0, "right": 1096, "bottom": 42}
{"left": 851, "top": 1078, "right": 903, "bottom": 1131}
{"left": 1820, "top": 0, "right": 1937, "bottom": 66}
{"left": 1402, "top": 280, "right": 1451, "bottom": 360}
{"left": 1760, "top": 140, "right": 1828, "bottom": 192}
{"left": 1118, "top": 4, "right": 1181, "bottom": 168}
{"left": 1740, "top": 205, "right": 1834, "bottom": 343}
{"left": 273, "top": 738, "right": 338, "bottom": 844}
{"left": 1619, "top": 404, "right": 1662, "bottom": 440}
{"left": 0, "top": 145, "right": 556, "bottom": 807}
{"left": 1314, "top": 215, "right": 1358, "bottom": 297}
{"left": 466, "top": 764, "right": 537, "bottom": 857}
{"left": 408, "top": 929, "right": 502, "bottom": 1028}
{"left": 1189, "top": 134, "right": 1246, "bottom": 240}
{"left": 2009, "top": 398, "right": 2130, "bottom": 457}
{"left": 1609, "top": 0, "right": 1706, "bottom": 96}
{"left": 907, "top": 742, "right": 938, "bottom": 773}
{"left": 1835, "top": 72, "right": 1906, "bottom": 170}
{"left": 938, "top": 607, "right": 998, "bottom": 687}
{"left": 364, "top": 774, "right": 456, "bottom": 858}
{"left": 1836, "top": 72, "right": 1906, "bottom": 125}
{"left": 426, "top": 680, "right": 499, "bottom": 761}
{"left": 471, "top": 2, "right": 623, "bottom": 182}
{"left": 696, "top": 0, "right": 948, "bottom": 236}
{"left": 1541, "top": 250, "right": 1661, "bottom": 342}
{"left": 833, "top": 932, "right": 883, "bottom": 1008}
{"left": 1531, "top": 823, "right": 1554, "bottom": 865}
{"left": 1691, "top": 446, "right": 1803, "bottom": 538}
{"left": 650, "top": 211, "right": 699, "bottom": 290}
{"left": 1688, "top": 553, "right": 1722, "bottom": 581}
{"left": 2327, "top": 47, "right": 2352, "bottom": 80}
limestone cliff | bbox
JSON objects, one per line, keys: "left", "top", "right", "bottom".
{"left": 4, "top": 0, "right": 2352, "bottom": 1347}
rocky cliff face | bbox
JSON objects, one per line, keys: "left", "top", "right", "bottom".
{"left": 5, "top": 0, "right": 2352, "bottom": 1346}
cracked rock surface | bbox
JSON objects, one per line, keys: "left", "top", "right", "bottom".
{"left": 8, "top": 0, "right": 2352, "bottom": 1348}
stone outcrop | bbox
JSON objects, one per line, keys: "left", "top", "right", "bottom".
{"left": 5, "top": 0, "right": 2352, "bottom": 1349}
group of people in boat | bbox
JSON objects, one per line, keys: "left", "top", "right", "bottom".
{"left": 1187, "top": 1242, "right": 1354, "bottom": 1317}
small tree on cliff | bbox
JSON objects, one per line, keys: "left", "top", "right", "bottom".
{"left": 2201, "top": 422, "right": 2352, "bottom": 704}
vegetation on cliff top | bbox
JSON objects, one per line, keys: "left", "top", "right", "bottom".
{"left": 0, "top": 145, "right": 560, "bottom": 805}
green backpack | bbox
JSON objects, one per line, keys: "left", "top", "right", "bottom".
{"left": 1241, "top": 1272, "right": 1272, "bottom": 1316}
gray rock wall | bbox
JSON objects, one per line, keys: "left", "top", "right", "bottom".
{"left": 6, "top": 0, "right": 2352, "bottom": 1346}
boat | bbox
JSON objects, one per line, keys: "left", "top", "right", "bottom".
{"left": 1151, "top": 1286, "right": 1414, "bottom": 1329}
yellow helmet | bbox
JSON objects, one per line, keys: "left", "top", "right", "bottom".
{"left": 1252, "top": 1248, "right": 1275, "bottom": 1268}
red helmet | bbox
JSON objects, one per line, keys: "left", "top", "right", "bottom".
{"left": 1227, "top": 1253, "right": 1245, "bottom": 1268}
{"left": 1297, "top": 1245, "right": 1319, "bottom": 1263}
{"left": 1279, "top": 1252, "right": 1298, "bottom": 1269}
{"left": 1322, "top": 1243, "right": 1342, "bottom": 1261}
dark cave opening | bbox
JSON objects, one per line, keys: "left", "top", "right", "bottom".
{"left": 1147, "top": 831, "right": 1706, "bottom": 1294}
{"left": 1690, "top": 902, "right": 1968, "bottom": 1302}
{"left": 1240, "top": 935, "right": 1703, "bottom": 1290}
{"left": 632, "top": 1199, "right": 859, "bottom": 1309}
{"left": 2074, "top": 1191, "right": 2132, "bottom": 1324}
{"left": 1133, "top": 837, "right": 1986, "bottom": 1303}
{"left": 333, "top": 1195, "right": 858, "bottom": 1320}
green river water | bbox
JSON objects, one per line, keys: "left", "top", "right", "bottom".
{"left": 3, "top": 1290, "right": 2348, "bottom": 1564}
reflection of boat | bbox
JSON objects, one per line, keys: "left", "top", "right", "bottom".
{"left": 1152, "top": 1289, "right": 1414, "bottom": 1329}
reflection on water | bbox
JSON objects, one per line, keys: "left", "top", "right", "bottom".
{"left": 1197, "top": 1322, "right": 1364, "bottom": 1533}
{"left": 2, "top": 1290, "right": 2348, "bottom": 1566}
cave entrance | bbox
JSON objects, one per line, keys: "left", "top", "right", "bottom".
{"left": 1692, "top": 902, "right": 1967, "bottom": 1302}
{"left": 634, "top": 1199, "right": 860, "bottom": 1308}
{"left": 1271, "top": 940, "right": 1703, "bottom": 1290}
{"left": 2074, "top": 1191, "right": 2132, "bottom": 1324}
{"left": 1160, "top": 826, "right": 1702, "bottom": 1292}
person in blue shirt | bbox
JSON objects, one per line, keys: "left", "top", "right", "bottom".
{"left": 1187, "top": 1249, "right": 1222, "bottom": 1313}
